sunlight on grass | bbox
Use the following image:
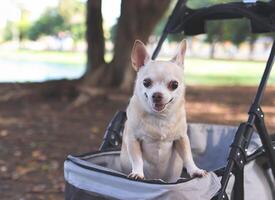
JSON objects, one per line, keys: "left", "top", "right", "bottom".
{"left": 0, "top": 50, "right": 86, "bottom": 66}
{"left": 185, "top": 58, "right": 274, "bottom": 85}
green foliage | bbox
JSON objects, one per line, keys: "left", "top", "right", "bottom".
{"left": 28, "top": 9, "right": 66, "bottom": 40}
{"left": 2, "top": 0, "right": 85, "bottom": 43}
{"left": 28, "top": 0, "right": 85, "bottom": 41}
{"left": 205, "top": 20, "right": 224, "bottom": 43}
{"left": 206, "top": 19, "right": 252, "bottom": 47}
{"left": 187, "top": 0, "right": 245, "bottom": 9}
{"left": 17, "top": 9, "right": 31, "bottom": 41}
{"left": 70, "top": 23, "right": 85, "bottom": 42}
{"left": 224, "top": 19, "right": 250, "bottom": 47}
{"left": 58, "top": 0, "right": 84, "bottom": 21}
{"left": 110, "top": 23, "right": 117, "bottom": 43}
{"left": 3, "top": 9, "right": 31, "bottom": 41}
{"left": 3, "top": 21, "right": 15, "bottom": 41}
{"left": 58, "top": 0, "right": 85, "bottom": 42}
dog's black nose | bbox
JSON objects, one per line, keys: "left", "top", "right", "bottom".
{"left": 152, "top": 92, "right": 163, "bottom": 103}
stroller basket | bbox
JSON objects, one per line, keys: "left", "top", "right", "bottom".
{"left": 64, "top": 121, "right": 275, "bottom": 200}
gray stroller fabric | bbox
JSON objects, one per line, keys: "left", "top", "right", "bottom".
{"left": 65, "top": 153, "right": 220, "bottom": 200}
{"left": 187, "top": 124, "right": 274, "bottom": 200}
{"left": 64, "top": 123, "right": 275, "bottom": 200}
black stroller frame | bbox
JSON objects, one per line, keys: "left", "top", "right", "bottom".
{"left": 150, "top": 1, "right": 275, "bottom": 199}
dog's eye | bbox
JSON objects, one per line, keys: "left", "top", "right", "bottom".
{"left": 168, "top": 81, "right": 178, "bottom": 90}
{"left": 143, "top": 78, "right": 152, "bottom": 88}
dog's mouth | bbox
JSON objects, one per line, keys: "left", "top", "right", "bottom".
{"left": 153, "top": 98, "right": 173, "bottom": 112}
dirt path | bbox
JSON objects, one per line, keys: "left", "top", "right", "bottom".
{"left": 1, "top": 82, "right": 275, "bottom": 200}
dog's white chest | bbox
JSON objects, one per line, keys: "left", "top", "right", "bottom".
{"left": 142, "top": 139, "right": 174, "bottom": 166}
{"left": 140, "top": 139, "right": 182, "bottom": 181}
{"left": 136, "top": 115, "right": 182, "bottom": 142}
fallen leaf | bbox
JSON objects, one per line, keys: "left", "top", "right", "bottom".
{"left": 14, "top": 150, "right": 22, "bottom": 157}
{"left": 12, "top": 163, "right": 38, "bottom": 180}
{"left": 0, "top": 165, "right": 7, "bottom": 172}
{"left": 0, "top": 130, "right": 8, "bottom": 137}
{"left": 49, "top": 160, "right": 59, "bottom": 170}
{"left": 91, "top": 126, "right": 100, "bottom": 133}
{"left": 32, "top": 150, "right": 47, "bottom": 161}
{"left": 29, "top": 184, "right": 47, "bottom": 193}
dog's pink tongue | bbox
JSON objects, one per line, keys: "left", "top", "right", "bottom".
{"left": 154, "top": 104, "right": 165, "bottom": 112}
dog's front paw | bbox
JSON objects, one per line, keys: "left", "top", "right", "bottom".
{"left": 187, "top": 167, "right": 208, "bottom": 178}
{"left": 128, "top": 172, "right": 145, "bottom": 180}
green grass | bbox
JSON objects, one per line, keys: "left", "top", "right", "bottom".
{"left": 184, "top": 58, "right": 274, "bottom": 85}
{"left": 0, "top": 49, "right": 273, "bottom": 85}
{"left": 0, "top": 49, "right": 86, "bottom": 66}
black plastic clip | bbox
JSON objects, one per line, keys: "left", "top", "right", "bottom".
{"left": 229, "top": 144, "right": 246, "bottom": 170}
{"left": 227, "top": 123, "right": 250, "bottom": 170}
{"left": 249, "top": 104, "right": 264, "bottom": 119}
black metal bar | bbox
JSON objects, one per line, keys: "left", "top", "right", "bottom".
{"left": 246, "top": 40, "right": 275, "bottom": 177}
{"left": 152, "top": 0, "right": 185, "bottom": 60}
{"left": 254, "top": 114, "right": 275, "bottom": 177}
{"left": 152, "top": 33, "right": 168, "bottom": 60}
{"left": 233, "top": 167, "right": 244, "bottom": 200}
{"left": 217, "top": 123, "right": 252, "bottom": 200}
{"left": 218, "top": 40, "right": 275, "bottom": 200}
{"left": 250, "top": 40, "right": 275, "bottom": 110}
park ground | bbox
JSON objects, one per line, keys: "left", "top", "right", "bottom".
{"left": 0, "top": 81, "right": 275, "bottom": 200}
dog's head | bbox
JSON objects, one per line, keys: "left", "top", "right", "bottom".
{"left": 131, "top": 40, "right": 187, "bottom": 115}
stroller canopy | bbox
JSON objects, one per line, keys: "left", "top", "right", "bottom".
{"left": 164, "top": 0, "right": 275, "bottom": 35}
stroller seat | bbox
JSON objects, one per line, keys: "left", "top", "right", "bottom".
{"left": 64, "top": 123, "right": 274, "bottom": 200}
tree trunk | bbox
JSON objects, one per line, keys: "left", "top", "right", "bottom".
{"left": 85, "top": 0, "right": 105, "bottom": 74}
{"left": 248, "top": 36, "right": 256, "bottom": 60}
{"left": 249, "top": 41, "right": 255, "bottom": 60}
{"left": 210, "top": 41, "right": 216, "bottom": 59}
{"left": 84, "top": 0, "right": 171, "bottom": 91}
{"left": 113, "top": 0, "right": 171, "bottom": 91}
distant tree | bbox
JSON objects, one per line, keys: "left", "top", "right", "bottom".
{"left": 59, "top": 0, "right": 86, "bottom": 46}
{"left": 28, "top": 9, "right": 65, "bottom": 40}
{"left": 58, "top": 0, "right": 81, "bottom": 21}
{"left": 3, "top": 21, "right": 16, "bottom": 41}
{"left": 186, "top": 0, "right": 236, "bottom": 9}
{"left": 205, "top": 18, "right": 255, "bottom": 58}
{"left": 70, "top": 23, "right": 85, "bottom": 44}
{"left": 247, "top": 34, "right": 258, "bottom": 59}
{"left": 17, "top": 9, "right": 31, "bottom": 41}
{"left": 205, "top": 20, "right": 225, "bottom": 58}
{"left": 3, "top": 9, "right": 31, "bottom": 42}
{"left": 223, "top": 19, "right": 250, "bottom": 48}
{"left": 110, "top": 23, "right": 118, "bottom": 44}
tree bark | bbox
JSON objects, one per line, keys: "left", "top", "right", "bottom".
{"left": 85, "top": 0, "right": 105, "bottom": 74}
{"left": 111, "top": 0, "right": 171, "bottom": 90}
{"left": 84, "top": 0, "right": 171, "bottom": 91}
{"left": 248, "top": 35, "right": 257, "bottom": 60}
{"left": 210, "top": 41, "right": 216, "bottom": 59}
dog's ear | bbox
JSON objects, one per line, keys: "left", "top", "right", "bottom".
{"left": 131, "top": 40, "right": 150, "bottom": 71}
{"left": 171, "top": 40, "right": 187, "bottom": 67}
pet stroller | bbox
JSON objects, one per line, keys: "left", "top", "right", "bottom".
{"left": 64, "top": 0, "right": 275, "bottom": 199}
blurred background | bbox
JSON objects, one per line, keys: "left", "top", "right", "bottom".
{"left": 0, "top": 0, "right": 275, "bottom": 199}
